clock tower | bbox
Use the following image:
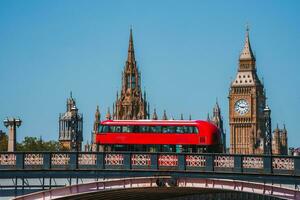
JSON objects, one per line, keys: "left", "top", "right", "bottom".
{"left": 229, "top": 28, "right": 266, "bottom": 154}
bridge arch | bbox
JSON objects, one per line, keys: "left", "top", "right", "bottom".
{"left": 13, "top": 176, "right": 300, "bottom": 200}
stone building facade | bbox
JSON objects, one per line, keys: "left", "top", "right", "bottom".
{"left": 272, "top": 125, "right": 288, "bottom": 155}
{"left": 58, "top": 93, "right": 83, "bottom": 151}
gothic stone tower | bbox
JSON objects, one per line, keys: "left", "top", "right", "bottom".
{"left": 113, "top": 29, "right": 149, "bottom": 120}
{"left": 59, "top": 93, "right": 83, "bottom": 151}
{"left": 91, "top": 106, "right": 101, "bottom": 151}
{"left": 229, "top": 28, "right": 266, "bottom": 154}
{"left": 272, "top": 125, "right": 288, "bottom": 155}
{"left": 211, "top": 102, "right": 226, "bottom": 153}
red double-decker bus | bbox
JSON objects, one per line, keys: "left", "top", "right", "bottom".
{"left": 96, "top": 120, "right": 222, "bottom": 153}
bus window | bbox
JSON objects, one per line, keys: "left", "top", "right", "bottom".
{"left": 132, "top": 126, "right": 139, "bottom": 133}
{"left": 111, "top": 126, "right": 122, "bottom": 133}
{"left": 181, "top": 126, "right": 188, "bottom": 133}
{"left": 98, "top": 124, "right": 102, "bottom": 133}
{"left": 101, "top": 125, "right": 110, "bottom": 133}
{"left": 150, "top": 126, "right": 161, "bottom": 133}
{"left": 139, "top": 126, "right": 149, "bottom": 133}
{"left": 176, "top": 126, "right": 184, "bottom": 133}
{"left": 162, "top": 126, "right": 176, "bottom": 133}
{"left": 122, "top": 126, "right": 133, "bottom": 133}
{"left": 194, "top": 127, "right": 199, "bottom": 133}
{"left": 168, "top": 126, "right": 176, "bottom": 133}
{"left": 188, "top": 126, "right": 194, "bottom": 133}
{"left": 162, "top": 126, "right": 168, "bottom": 133}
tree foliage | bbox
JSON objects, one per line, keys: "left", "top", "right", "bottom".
{"left": 0, "top": 133, "right": 8, "bottom": 151}
{"left": 16, "top": 137, "right": 60, "bottom": 151}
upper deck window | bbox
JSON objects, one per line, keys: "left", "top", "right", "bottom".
{"left": 110, "top": 126, "right": 122, "bottom": 133}
{"left": 122, "top": 126, "right": 133, "bottom": 133}
{"left": 99, "top": 125, "right": 110, "bottom": 133}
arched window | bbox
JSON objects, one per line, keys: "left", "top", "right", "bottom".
{"left": 132, "top": 76, "right": 136, "bottom": 89}
{"left": 127, "top": 76, "right": 130, "bottom": 88}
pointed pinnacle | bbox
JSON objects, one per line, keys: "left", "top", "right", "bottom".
{"left": 127, "top": 28, "right": 135, "bottom": 62}
{"left": 240, "top": 26, "right": 255, "bottom": 61}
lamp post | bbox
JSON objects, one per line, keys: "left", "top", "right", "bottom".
{"left": 70, "top": 106, "right": 78, "bottom": 152}
{"left": 3, "top": 118, "right": 22, "bottom": 152}
{"left": 264, "top": 105, "right": 272, "bottom": 155}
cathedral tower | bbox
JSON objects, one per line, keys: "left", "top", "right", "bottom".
{"left": 229, "top": 28, "right": 266, "bottom": 154}
{"left": 113, "top": 29, "right": 149, "bottom": 120}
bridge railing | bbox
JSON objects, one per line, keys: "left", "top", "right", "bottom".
{"left": 0, "top": 152, "right": 299, "bottom": 175}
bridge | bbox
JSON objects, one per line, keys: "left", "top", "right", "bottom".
{"left": 0, "top": 152, "right": 300, "bottom": 199}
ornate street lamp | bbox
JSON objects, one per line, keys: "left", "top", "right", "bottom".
{"left": 71, "top": 106, "right": 78, "bottom": 152}
{"left": 3, "top": 117, "right": 22, "bottom": 152}
{"left": 264, "top": 105, "right": 272, "bottom": 155}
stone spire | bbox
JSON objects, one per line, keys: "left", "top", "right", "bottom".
{"left": 152, "top": 108, "right": 158, "bottom": 120}
{"left": 127, "top": 27, "right": 135, "bottom": 63}
{"left": 114, "top": 29, "right": 149, "bottom": 120}
{"left": 106, "top": 107, "right": 111, "bottom": 120}
{"left": 282, "top": 124, "right": 287, "bottom": 133}
{"left": 211, "top": 100, "right": 226, "bottom": 152}
{"left": 273, "top": 124, "right": 280, "bottom": 155}
{"left": 207, "top": 113, "right": 211, "bottom": 121}
{"left": 239, "top": 26, "right": 255, "bottom": 61}
{"left": 213, "top": 100, "right": 220, "bottom": 116}
{"left": 91, "top": 105, "right": 101, "bottom": 150}
{"left": 212, "top": 101, "right": 222, "bottom": 126}
{"left": 95, "top": 105, "right": 100, "bottom": 121}
{"left": 93, "top": 105, "right": 101, "bottom": 133}
{"left": 67, "top": 91, "right": 76, "bottom": 112}
{"left": 162, "top": 110, "right": 168, "bottom": 120}
{"left": 274, "top": 123, "right": 280, "bottom": 132}
{"left": 281, "top": 124, "right": 288, "bottom": 154}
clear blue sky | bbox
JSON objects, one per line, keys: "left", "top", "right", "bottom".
{"left": 0, "top": 0, "right": 299, "bottom": 148}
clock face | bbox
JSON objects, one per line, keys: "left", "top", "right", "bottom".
{"left": 234, "top": 99, "right": 249, "bottom": 115}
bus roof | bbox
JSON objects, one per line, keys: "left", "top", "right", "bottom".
{"left": 101, "top": 120, "right": 206, "bottom": 126}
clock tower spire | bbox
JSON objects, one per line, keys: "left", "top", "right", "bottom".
{"left": 229, "top": 27, "right": 266, "bottom": 154}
